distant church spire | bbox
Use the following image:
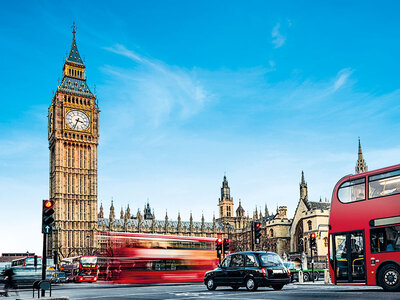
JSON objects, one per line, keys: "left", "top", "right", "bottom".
{"left": 355, "top": 138, "right": 368, "bottom": 174}
{"left": 300, "top": 171, "right": 308, "bottom": 201}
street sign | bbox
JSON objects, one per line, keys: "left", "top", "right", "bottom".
{"left": 43, "top": 225, "right": 52, "bottom": 234}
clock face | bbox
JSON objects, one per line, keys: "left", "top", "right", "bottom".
{"left": 65, "top": 110, "right": 90, "bottom": 131}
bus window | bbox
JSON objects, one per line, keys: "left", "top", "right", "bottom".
{"left": 370, "top": 225, "right": 400, "bottom": 253}
{"left": 369, "top": 170, "right": 400, "bottom": 199}
{"left": 338, "top": 178, "right": 366, "bottom": 203}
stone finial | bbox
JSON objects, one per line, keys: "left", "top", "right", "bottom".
{"left": 120, "top": 207, "right": 124, "bottom": 219}
{"left": 190, "top": 212, "right": 193, "bottom": 231}
{"left": 177, "top": 212, "right": 181, "bottom": 230}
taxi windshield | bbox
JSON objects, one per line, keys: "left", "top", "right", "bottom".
{"left": 259, "top": 253, "right": 284, "bottom": 267}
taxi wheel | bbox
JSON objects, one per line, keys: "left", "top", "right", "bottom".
{"left": 379, "top": 264, "right": 400, "bottom": 292}
{"left": 245, "top": 277, "right": 258, "bottom": 291}
{"left": 206, "top": 277, "right": 217, "bottom": 291}
{"left": 303, "top": 272, "right": 310, "bottom": 282}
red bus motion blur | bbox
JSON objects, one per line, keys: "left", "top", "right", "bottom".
{"left": 99, "top": 232, "right": 218, "bottom": 284}
{"left": 60, "top": 256, "right": 98, "bottom": 282}
{"left": 328, "top": 164, "right": 400, "bottom": 291}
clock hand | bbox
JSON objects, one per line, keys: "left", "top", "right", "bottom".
{"left": 74, "top": 119, "right": 79, "bottom": 129}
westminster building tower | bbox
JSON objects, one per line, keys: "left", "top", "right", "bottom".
{"left": 48, "top": 25, "right": 99, "bottom": 258}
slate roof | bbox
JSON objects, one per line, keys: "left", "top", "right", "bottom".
{"left": 309, "top": 201, "right": 330, "bottom": 210}
{"left": 66, "top": 35, "right": 84, "bottom": 67}
{"left": 58, "top": 76, "right": 95, "bottom": 98}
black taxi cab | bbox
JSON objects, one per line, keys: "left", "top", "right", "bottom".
{"left": 204, "top": 251, "right": 290, "bottom": 291}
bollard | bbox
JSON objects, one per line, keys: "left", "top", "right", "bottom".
{"left": 299, "top": 270, "right": 304, "bottom": 283}
{"left": 324, "top": 269, "right": 331, "bottom": 284}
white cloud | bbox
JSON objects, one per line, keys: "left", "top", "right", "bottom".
{"left": 333, "top": 68, "right": 353, "bottom": 91}
{"left": 102, "top": 45, "right": 211, "bottom": 127}
{"left": 271, "top": 23, "right": 286, "bottom": 48}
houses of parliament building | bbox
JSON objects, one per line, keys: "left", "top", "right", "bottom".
{"left": 47, "top": 28, "right": 368, "bottom": 268}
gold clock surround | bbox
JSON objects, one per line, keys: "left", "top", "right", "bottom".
{"left": 63, "top": 106, "right": 92, "bottom": 133}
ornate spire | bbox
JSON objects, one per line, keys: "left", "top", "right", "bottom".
{"left": 355, "top": 138, "right": 368, "bottom": 174}
{"left": 221, "top": 175, "right": 231, "bottom": 201}
{"left": 66, "top": 22, "right": 84, "bottom": 67}
{"left": 120, "top": 207, "right": 124, "bottom": 219}
{"left": 98, "top": 202, "right": 104, "bottom": 218}
{"left": 300, "top": 171, "right": 308, "bottom": 201}
{"left": 177, "top": 211, "right": 181, "bottom": 229}
{"left": 58, "top": 24, "right": 94, "bottom": 98}
{"left": 236, "top": 199, "right": 245, "bottom": 217}
{"left": 125, "top": 204, "right": 131, "bottom": 219}
{"left": 189, "top": 212, "right": 193, "bottom": 231}
{"left": 264, "top": 203, "right": 269, "bottom": 217}
{"left": 109, "top": 200, "right": 115, "bottom": 221}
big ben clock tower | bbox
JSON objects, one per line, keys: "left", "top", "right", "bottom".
{"left": 48, "top": 25, "right": 99, "bottom": 258}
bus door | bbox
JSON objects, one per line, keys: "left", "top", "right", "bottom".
{"left": 333, "top": 231, "right": 366, "bottom": 283}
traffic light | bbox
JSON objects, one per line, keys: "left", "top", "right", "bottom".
{"left": 215, "top": 238, "right": 222, "bottom": 257}
{"left": 42, "top": 199, "right": 55, "bottom": 234}
{"left": 254, "top": 222, "right": 262, "bottom": 244}
{"left": 310, "top": 232, "right": 317, "bottom": 249}
{"left": 223, "top": 238, "right": 230, "bottom": 254}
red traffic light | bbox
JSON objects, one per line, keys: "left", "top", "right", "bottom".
{"left": 217, "top": 238, "right": 222, "bottom": 244}
{"left": 311, "top": 232, "right": 316, "bottom": 239}
{"left": 44, "top": 200, "right": 55, "bottom": 209}
{"left": 256, "top": 223, "right": 261, "bottom": 228}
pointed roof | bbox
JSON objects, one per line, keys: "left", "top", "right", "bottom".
{"left": 66, "top": 23, "right": 85, "bottom": 67}
{"left": 300, "top": 171, "right": 307, "bottom": 186}
{"left": 355, "top": 138, "right": 368, "bottom": 174}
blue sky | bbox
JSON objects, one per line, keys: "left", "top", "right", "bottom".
{"left": 1, "top": 0, "right": 400, "bottom": 254}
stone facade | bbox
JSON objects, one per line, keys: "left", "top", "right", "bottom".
{"left": 288, "top": 172, "right": 330, "bottom": 269}
{"left": 48, "top": 26, "right": 99, "bottom": 259}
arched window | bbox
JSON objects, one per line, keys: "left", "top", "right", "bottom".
{"left": 324, "top": 237, "right": 328, "bottom": 247}
{"left": 307, "top": 220, "right": 312, "bottom": 231}
{"left": 270, "top": 229, "right": 274, "bottom": 237}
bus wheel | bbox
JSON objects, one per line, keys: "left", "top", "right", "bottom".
{"left": 303, "top": 272, "right": 310, "bottom": 282}
{"left": 206, "top": 277, "right": 217, "bottom": 291}
{"left": 313, "top": 271, "right": 319, "bottom": 281}
{"left": 379, "top": 264, "right": 400, "bottom": 291}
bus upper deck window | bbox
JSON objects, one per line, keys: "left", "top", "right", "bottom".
{"left": 369, "top": 169, "right": 400, "bottom": 199}
{"left": 338, "top": 178, "right": 366, "bottom": 203}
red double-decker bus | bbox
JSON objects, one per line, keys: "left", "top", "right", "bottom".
{"left": 98, "top": 232, "right": 218, "bottom": 284}
{"left": 328, "top": 164, "right": 400, "bottom": 291}
{"left": 60, "top": 256, "right": 98, "bottom": 283}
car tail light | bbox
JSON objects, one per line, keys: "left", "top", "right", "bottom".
{"left": 94, "top": 277, "right": 97, "bottom": 281}
{"left": 79, "top": 277, "right": 83, "bottom": 281}
{"left": 261, "top": 268, "right": 266, "bottom": 276}
{"left": 287, "top": 268, "right": 291, "bottom": 276}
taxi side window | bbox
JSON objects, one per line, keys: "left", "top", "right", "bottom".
{"left": 245, "top": 254, "right": 258, "bottom": 267}
{"left": 230, "top": 254, "right": 244, "bottom": 267}
{"left": 221, "top": 256, "right": 231, "bottom": 268}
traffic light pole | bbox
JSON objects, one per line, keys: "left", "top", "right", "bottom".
{"left": 311, "top": 247, "right": 314, "bottom": 282}
{"left": 251, "top": 221, "right": 254, "bottom": 251}
{"left": 41, "top": 232, "right": 47, "bottom": 296}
